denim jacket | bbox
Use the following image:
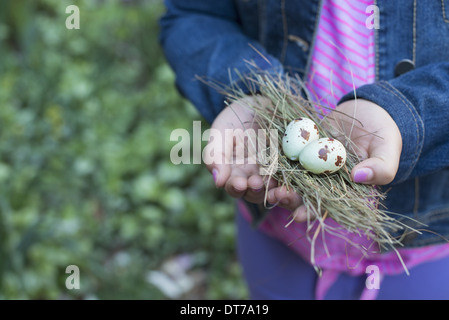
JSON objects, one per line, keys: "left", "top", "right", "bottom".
{"left": 159, "top": 0, "right": 449, "bottom": 248}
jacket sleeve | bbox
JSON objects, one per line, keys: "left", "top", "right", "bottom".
{"left": 339, "top": 62, "right": 449, "bottom": 185}
{"left": 159, "top": 0, "right": 283, "bottom": 124}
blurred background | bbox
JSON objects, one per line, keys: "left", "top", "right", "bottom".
{"left": 0, "top": 0, "right": 247, "bottom": 299}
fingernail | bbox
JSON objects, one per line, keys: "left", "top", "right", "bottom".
{"left": 212, "top": 169, "right": 218, "bottom": 184}
{"left": 353, "top": 168, "right": 374, "bottom": 183}
{"left": 253, "top": 188, "right": 263, "bottom": 193}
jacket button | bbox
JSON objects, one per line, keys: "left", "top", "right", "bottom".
{"left": 394, "top": 59, "right": 415, "bottom": 77}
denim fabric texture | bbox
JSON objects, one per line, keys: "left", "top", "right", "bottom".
{"left": 159, "top": 0, "right": 449, "bottom": 248}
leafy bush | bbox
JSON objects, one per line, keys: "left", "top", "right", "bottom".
{"left": 0, "top": 0, "right": 247, "bottom": 299}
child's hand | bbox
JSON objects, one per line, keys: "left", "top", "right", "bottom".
{"left": 334, "top": 98, "right": 402, "bottom": 185}
{"left": 204, "top": 96, "right": 277, "bottom": 204}
{"left": 268, "top": 98, "right": 403, "bottom": 222}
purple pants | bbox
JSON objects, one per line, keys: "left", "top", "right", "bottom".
{"left": 236, "top": 211, "right": 449, "bottom": 300}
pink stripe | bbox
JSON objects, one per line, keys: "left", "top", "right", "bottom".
{"left": 321, "top": 6, "right": 369, "bottom": 38}
{"left": 320, "top": 16, "right": 371, "bottom": 51}
{"left": 306, "top": 80, "right": 335, "bottom": 104}
{"left": 311, "top": 71, "right": 346, "bottom": 95}
{"left": 312, "top": 53, "right": 372, "bottom": 83}
{"left": 310, "top": 82, "right": 344, "bottom": 108}
{"left": 314, "top": 45, "right": 375, "bottom": 72}
{"left": 311, "top": 57, "right": 366, "bottom": 87}
{"left": 320, "top": 11, "right": 369, "bottom": 36}
{"left": 342, "top": 0, "right": 369, "bottom": 15}
{"left": 310, "top": 72, "right": 346, "bottom": 97}
{"left": 329, "top": 0, "right": 369, "bottom": 19}
{"left": 323, "top": 3, "right": 367, "bottom": 26}
{"left": 356, "top": 0, "right": 373, "bottom": 5}
{"left": 316, "top": 34, "right": 368, "bottom": 61}
{"left": 321, "top": 19, "right": 372, "bottom": 48}
{"left": 320, "top": 21, "right": 370, "bottom": 50}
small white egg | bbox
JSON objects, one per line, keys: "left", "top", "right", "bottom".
{"left": 299, "top": 138, "right": 347, "bottom": 174}
{"left": 282, "top": 118, "right": 320, "bottom": 161}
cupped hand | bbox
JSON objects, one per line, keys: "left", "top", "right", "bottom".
{"left": 204, "top": 96, "right": 277, "bottom": 204}
{"left": 267, "top": 98, "right": 403, "bottom": 222}
{"left": 331, "top": 98, "right": 402, "bottom": 185}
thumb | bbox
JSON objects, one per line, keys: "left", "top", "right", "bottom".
{"left": 351, "top": 156, "right": 399, "bottom": 186}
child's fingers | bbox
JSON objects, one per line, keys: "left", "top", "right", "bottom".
{"left": 267, "top": 186, "right": 303, "bottom": 211}
{"left": 292, "top": 205, "right": 308, "bottom": 223}
{"left": 209, "top": 163, "right": 231, "bottom": 188}
{"left": 292, "top": 205, "right": 326, "bottom": 223}
{"left": 244, "top": 188, "right": 265, "bottom": 203}
{"left": 247, "top": 174, "right": 264, "bottom": 192}
{"left": 225, "top": 175, "right": 248, "bottom": 198}
{"left": 224, "top": 166, "right": 262, "bottom": 199}
{"left": 203, "top": 129, "right": 233, "bottom": 188}
{"left": 243, "top": 174, "right": 266, "bottom": 203}
{"left": 265, "top": 176, "right": 279, "bottom": 190}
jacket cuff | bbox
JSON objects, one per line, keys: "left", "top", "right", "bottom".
{"left": 339, "top": 81, "right": 424, "bottom": 185}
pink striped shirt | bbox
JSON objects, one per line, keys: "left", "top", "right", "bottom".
{"left": 242, "top": 0, "right": 449, "bottom": 300}
{"left": 306, "top": 0, "right": 375, "bottom": 108}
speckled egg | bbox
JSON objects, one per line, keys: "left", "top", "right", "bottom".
{"left": 299, "top": 138, "right": 347, "bottom": 174}
{"left": 282, "top": 118, "right": 320, "bottom": 161}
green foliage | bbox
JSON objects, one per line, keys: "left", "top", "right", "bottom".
{"left": 0, "top": 0, "right": 246, "bottom": 299}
